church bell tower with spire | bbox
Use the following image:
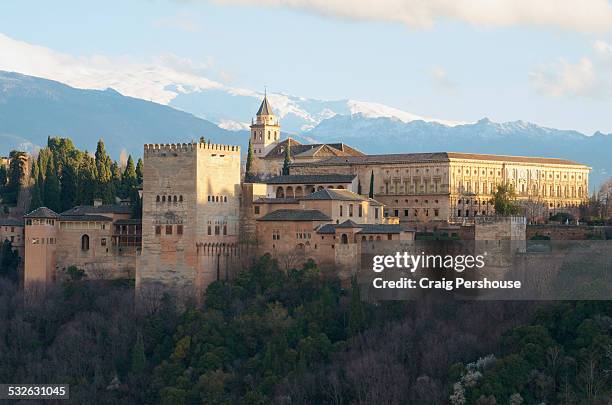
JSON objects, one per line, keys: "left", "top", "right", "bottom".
{"left": 250, "top": 91, "right": 280, "bottom": 158}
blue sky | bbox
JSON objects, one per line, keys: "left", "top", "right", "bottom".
{"left": 1, "top": 0, "right": 612, "bottom": 134}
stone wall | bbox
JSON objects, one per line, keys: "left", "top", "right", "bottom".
{"left": 527, "top": 224, "right": 610, "bottom": 240}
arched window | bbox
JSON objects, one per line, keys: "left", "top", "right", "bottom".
{"left": 81, "top": 234, "right": 90, "bottom": 251}
{"left": 173, "top": 195, "right": 177, "bottom": 202}
{"left": 156, "top": 195, "right": 160, "bottom": 202}
{"left": 224, "top": 196, "right": 227, "bottom": 202}
{"left": 341, "top": 234, "right": 348, "bottom": 244}
{"left": 162, "top": 196, "right": 166, "bottom": 202}
{"left": 179, "top": 195, "right": 183, "bottom": 202}
{"left": 276, "top": 187, "right": 285, "bottom": 198}
{"left": 286, "top": 186, "right": 294, "bottom": 198}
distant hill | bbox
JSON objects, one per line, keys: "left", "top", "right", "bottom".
{"left": 306, "top": 114, "right": 612, "bottom": 191}
{"left": 0, "top": 71, "right": 248, "bottom": 158}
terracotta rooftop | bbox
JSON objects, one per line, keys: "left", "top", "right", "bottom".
{"left": 258, "top": 209, "right": 332, "bottom": 222}
{"left": 59, "top": 214, "right": 113, "bottom": 222}
{"left": 301, "top": 188, "right": 376, "bottom": 203}
{"left": 61, "top": 204, "right": 132, "bottom": 216}
{"left": 24, "top": 207, "right": 59, "bottom": 218}
{"left": 291, "top": 152, "right": 586, "bottom": 167}
{"left": 263, "top": 138, "right": 364, "bottom": 160}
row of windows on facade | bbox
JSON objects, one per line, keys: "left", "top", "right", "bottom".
{"left": 156, "top": 195, "right": 183, "bottom": 203}
{"left": 253, "top": 130, "right": 279, "bottom": 141}
{"left": 155, "top": 224, "right": 184, "bottom": 236}
{"left": 453, "top": 168, "right": 583, "bottom": 181}
{"left": 455, "top": 181, "right": 584, "bottom": 197}
{"left": 338, "top": 204, "right": 379, "bottom": 219}
{"left": 275, "top": 185, "right": 346, "bottom": 198}
{"left": 270, "top": 234, "right": 391, "bottom": 250}
{"left": 3, "top": 235, "right": 19, "bottom": 243}
{"left": 386, "top": 208, "right": 441, "bottom": 218}
{"left": 208, "top": 195, "right": 228, "bottom": 203}
{"left": 78, "top": 234, "right": 107, "bottom": 250}
{"left": 2, "top": 226, "right": 18, "bottom": 232}
{"left": 381, "top": 183, "right": 443, "bottom": 194}
{"left": 31, "top": 237, "right": 56, "bottom": 245}
{"left": 25, "top": 219, "right": 55, "bottom": 226}
{"left": 385, "top": 167, "right": 443, "bottom": 175}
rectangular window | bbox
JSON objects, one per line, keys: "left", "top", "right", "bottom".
{"left": 223, "top": 225, "right": 227, "bottom": 235}
{"left": 434, "top": 208, "right": 439, "bottom": 217}
{"left": 358, "top": 205, "right": 363, "bottom": 217}
{"left": 166, "top": 225, "right": 173, "bottom": 235}
{"left": 101, "top": 238, "right": 107, "bottom": 246}
{"left": 254, "top": 206, "right": 260, "bottom": 214}
{"left": 177, "top": 225, "right": 183, "bottom": 235}
{"left": 340, "top": 205, "right": 343, "bottom": 216}
{"left": 349, "top": 204, "right": 353, "bottom": 217}
{"left": 394, "top": 209, "right": 399, "bottom": 217}
{"left": 155, "top": 225, "right": 161, "bottom": 235}
{"left": 404, "top": 209, "right": 409, "bottom": 217}
{"left": 374, "top": 208, "right": 379, "bottom": 219}
{"left": 214, "top": 226, "right": 220, "bottom": 235}
{"left": 208, "top": 226, "right": 212, "bottom": 235}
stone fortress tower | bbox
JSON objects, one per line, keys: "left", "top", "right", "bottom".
{"left": 250, "top": 91, "right": 280, "bottom": 158}
{"left": 136, "top": 140, "right": 241, "bottom": 298}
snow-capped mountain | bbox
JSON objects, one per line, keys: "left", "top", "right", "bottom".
{"left": 167, "top": 87, "right": 463, "bottom": 135}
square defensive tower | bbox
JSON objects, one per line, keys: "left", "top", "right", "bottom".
{"left": 137, "top": 141, "right": 241, "bottom": 298}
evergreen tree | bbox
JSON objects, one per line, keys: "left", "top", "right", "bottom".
{"left": 245, "top": 139, "right": 255, "bottom": 182}
{"left": 29, "top": 160, "right": 43, "bottom": 211}
{"left": 131, "top": 332, "right": 146, "bottom": 374}
{"left": 135, "top": 158, "right": 144, "bottom": 185}
{"left": 130, "top": 188, "right": 142, "bottom": 219}
{"left": 348, "top": 276, "right": 365, "bottom": 336}
{"left": 60, "top": 162, "right": 78, "bottom": 211}
{"left": 122, "top": 155, "right": 137, "bottom": 197}
{"left": 95, "top": 139, "right": 114, "bottom": 203}
{"left": 368, "top": 170, "right": 375, "bottom": 199}
{"left": 43, "top": 159, "right": 61, "bottom": 212}
{"left": 282, "top": 144, "right": 291, "bottom": 176}
{"left": 77, "top": 154, "right": 97, "bottom": 205}
{"left": 5, "top": 151, "right": 27, "bottom": 204}
{"left": 110, "top": 161, "right": 122, "bottom": 201}
{"left": 0, "top": 165, "right": 7, "bottom": 187}
{"left": 0, "top": 240, "right": 19, "bottom": 282}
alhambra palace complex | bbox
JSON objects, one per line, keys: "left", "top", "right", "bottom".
{"left": 2, "top": 95, "right": 592, "bottom": 295}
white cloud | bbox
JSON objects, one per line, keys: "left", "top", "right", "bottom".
{"left": 0, "top": 32, "right": 223, "bottom": 104}
{"left": 530, "top": 58, "right": 597, "bottom": 98}
{"left": 214, "top": 0, "right": 612, "bottom": 33}
{"left": 530, "top": 41, "right": 612, "bottom": 100}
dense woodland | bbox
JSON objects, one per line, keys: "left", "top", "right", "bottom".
{"left": 0, "top": 256, "right": 609, "bottom": 404}
{"left": 0, "top": 137, "right": 143, "bottom": 216}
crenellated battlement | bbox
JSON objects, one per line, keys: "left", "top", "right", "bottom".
{"left": 144, "top": 141, "right": 240, "bottom": 156}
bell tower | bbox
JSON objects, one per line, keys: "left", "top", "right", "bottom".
{"left": 250, "top": 91, "right": 280, "bottom": 158}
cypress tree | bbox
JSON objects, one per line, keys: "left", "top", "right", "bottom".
{"left": 122, "top": 155, "right": 137, "bottom": 196}
{"left": 77, "top": 154, "right": 97, "bottom": 205}
{"left": 111, "top": 161, "right": 122, "bottom": 200}
{"left": 43, "top": 159, "right": 61, "bottom": 212}
{"left": 60, "top": 162, "right": 78, "bottom": 211}
{"left": 6, "top": 151, "right": 26, "bottom": 204}
{"left": 368, "top": 170, "right": 374, "bottom": 198}
{"left": 130, "top": 332, "right": 146, "bottom": 374}
{"left": 135, "top": 158, "right": 144, "bottom": 185}
{"left": 0, "top": 165, "right": 7, "bottom": 187}
{"left": 95, "top": 139, "right": 113, "bottom": 203}
{"left": 29, "top": 160, "right": 43, "bottom": 211}
{"left": 245, "top": 139, "right": 254, "bottom": 182}
{"left": 282, "top": 143, "right": 291, "bottom": 176}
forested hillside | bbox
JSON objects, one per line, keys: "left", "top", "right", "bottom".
{"left": 0, "top": 256, "right": 609, "bottom": 404}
